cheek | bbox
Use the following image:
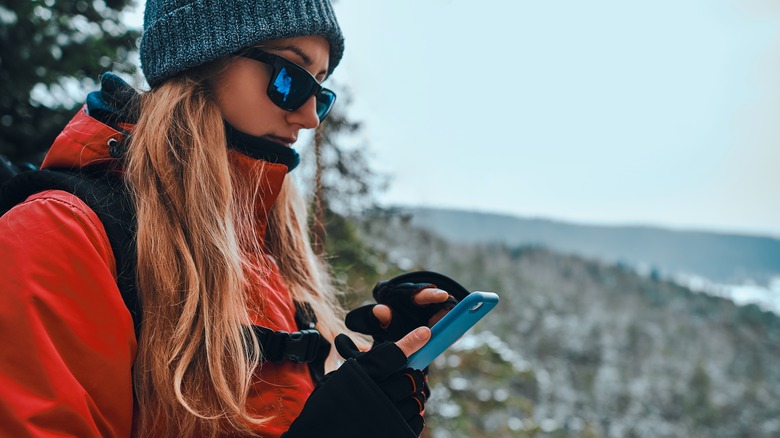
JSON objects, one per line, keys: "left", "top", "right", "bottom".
{"left": 215, "top": 62, "right": 282, "bottom": 136}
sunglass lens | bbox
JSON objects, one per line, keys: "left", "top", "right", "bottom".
{"left": 278, "top": 65, "right": 318, "bottom": 109}
{"left": 316, "top": 89, "right": 336, "bottom": 121}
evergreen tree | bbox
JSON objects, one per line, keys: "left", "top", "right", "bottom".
{"left": 305, "top": 87, "right": 391, "bottom": 303}
{"left": 311, "top": 92, "right": 383, "bottom": 219}
{"left": 0, "top": 0, "right": 140, "bottom": 162}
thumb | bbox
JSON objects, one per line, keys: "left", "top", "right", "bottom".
{"left": 372, "top": 304, "right": 392, "bottom": 328}
{"left": 394, "top": 326, "right": 431, "bottom": 358}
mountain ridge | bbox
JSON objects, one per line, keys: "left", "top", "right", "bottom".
{"left": 392, "top": 205, "right": 780, "bottom": 239}
{"left": 393, "top": 206, "right": 780, "bottom": 286}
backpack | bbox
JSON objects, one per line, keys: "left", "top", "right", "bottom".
{"left": 0, "top": 158, "right": 329, "bottom": 372}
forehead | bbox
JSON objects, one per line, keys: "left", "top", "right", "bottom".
{"left": 261, "top": 36, "right": 331, "bottom": 77}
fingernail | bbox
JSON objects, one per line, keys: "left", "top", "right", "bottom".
{"left": 435, "top": 289, "right": 449, "bottom": 296}
{"left": 413, "top": 326, "right": 430, "bottom": 340}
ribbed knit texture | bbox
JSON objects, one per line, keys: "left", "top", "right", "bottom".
{"left": 141, "top": 0, "right": 344, "bottom": 87}
{"left": 224, "top": 121, "right": 301, "bottom": 172}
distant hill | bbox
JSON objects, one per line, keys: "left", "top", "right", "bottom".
{"left": 396, "top": 206, "right": 780, "bottom": 286}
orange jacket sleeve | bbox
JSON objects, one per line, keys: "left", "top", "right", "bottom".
{"left": 0, "top": 190, "right": 137, "bottom": 437}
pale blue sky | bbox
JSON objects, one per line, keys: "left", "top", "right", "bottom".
{"left": 127, "top": 1, "right": 780, "bottom": 237}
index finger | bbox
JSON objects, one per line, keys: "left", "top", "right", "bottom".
{"left": 412, "top": 288, "right": 451, "bottom": 305}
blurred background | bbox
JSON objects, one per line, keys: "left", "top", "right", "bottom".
{"left": 1, "top": 0, "right": 779, "bottom": 437}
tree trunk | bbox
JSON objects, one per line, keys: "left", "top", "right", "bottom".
{"left": 312, "top": 123, "right": 327, "bottom": 255}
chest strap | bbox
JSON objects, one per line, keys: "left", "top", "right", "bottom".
{"left": 251, "top": 302, "right": 332, "bottom": 365}
{"left": 251, "top": 325, "right": 331, "bottom": 364}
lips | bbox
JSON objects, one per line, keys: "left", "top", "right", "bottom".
{"left": 265, "top": 134, "right": 297, "bottom": 147}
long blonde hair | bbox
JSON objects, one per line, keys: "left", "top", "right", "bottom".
{"left": 125, "top": 62, "right": 349, "bottom": 437}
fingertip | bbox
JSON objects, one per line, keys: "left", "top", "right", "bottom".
{"left": 414, "top": 288, "right": 450, "bottom": 304}
{"left": 373, "top": 304, "right": 392, "bottom": 328}
{"left": 414, "top": 326, "right": 431, "bottom": 342}
{"left": 397, "top": 326, "right": 432, "bottom": 358}
{"left": 371, "top": 304, "right": 385, "bottom": 316}
{"left": 434, "top": 290, "right": 451, "bottom": 302}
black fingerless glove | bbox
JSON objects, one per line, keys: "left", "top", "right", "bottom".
{"left": 282, "top": 335, "right": 430, "bottom": 438}
{"left": 345, "top": 271, "right": 469, "bottom": 343}
{"left": 334, "top": 334, "right": 430, "bottom": 434}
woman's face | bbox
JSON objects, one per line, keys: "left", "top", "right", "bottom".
{"left": 214, "top": 35, "right": 331, "bottom": 147}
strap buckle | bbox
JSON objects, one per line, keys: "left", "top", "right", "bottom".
{"left": 285, "top": 329, "right": 322, "bottom": 363}
{"left": 251, "top": 325, "right": 324, "bottom": 364}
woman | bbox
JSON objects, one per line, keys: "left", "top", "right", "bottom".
{"left": 0, "top": 0, "right": 462, "bottom": 437}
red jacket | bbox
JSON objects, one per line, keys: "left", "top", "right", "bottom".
{"left": 0, "top": 107, "right": 315, "bottom": 437}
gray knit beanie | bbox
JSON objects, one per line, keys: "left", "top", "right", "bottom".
{"left": 140, "top": 0, "right": 344, "bottom": 87}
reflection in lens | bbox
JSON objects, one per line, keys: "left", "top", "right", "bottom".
{"left": 273, "top": 67, "right": 293, "bottom": 102}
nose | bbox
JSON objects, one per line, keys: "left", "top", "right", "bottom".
{"left": 286, "top": 95, "right": 320, "bottom": 129}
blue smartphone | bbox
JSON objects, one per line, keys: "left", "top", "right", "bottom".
{"left": 406, "top": 291, "right": 499, "bottom": 370}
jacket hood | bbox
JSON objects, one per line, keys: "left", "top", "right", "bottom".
{"left": 40, "top": 73, "right": 291, "bottom": 242}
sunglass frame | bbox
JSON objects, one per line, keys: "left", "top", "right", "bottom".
{"left": 238, "top": 47, "right": 336, "bottom": 121}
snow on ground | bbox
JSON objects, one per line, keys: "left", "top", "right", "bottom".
{"left": 673, "top": 273, "right": 780, "bottom": 314}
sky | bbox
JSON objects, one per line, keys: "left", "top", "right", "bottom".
{"left": 126, "top": 1, "right": 780, "bottom": 237}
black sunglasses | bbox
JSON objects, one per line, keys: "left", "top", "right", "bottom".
{"left": 238, "top": 47, "right": 336, "bottom": 121}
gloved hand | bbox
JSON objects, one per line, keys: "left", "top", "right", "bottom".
{"left": 346, "top": 271, "right": 470, "bottom": 344}
{"left": 282, "top": 327, "right": 432, "bottom": 438}
{"left": 334, "top": 333, "right": 430, "bottom": 435}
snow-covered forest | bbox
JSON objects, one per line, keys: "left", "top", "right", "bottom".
{"left": 356, "top": 213, "right": 780, "bottom": 438}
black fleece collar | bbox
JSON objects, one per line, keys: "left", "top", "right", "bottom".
{"left": 223, "top": 122, "right": 300, "bottom": 172}
{"left": 86, "top": 73, "right": 140, "bottom": 133}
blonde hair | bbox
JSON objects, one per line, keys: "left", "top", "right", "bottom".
{"left": 125, "top": 62, "right": 350, "bottom": 437}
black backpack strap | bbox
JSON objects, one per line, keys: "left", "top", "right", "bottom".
{"left": 250, "top": 324, "right": 331, "bottom": 364}
{"left": 293, "top": 300, "right": 332, "bottom": 382}
{"left": 0, "top": 168, "right": 141, "bottom": 334}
